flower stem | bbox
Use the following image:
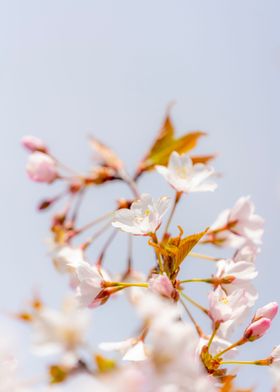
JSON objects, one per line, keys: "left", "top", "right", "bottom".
{"left": 162, "top": 191, "right": 182, "bottom": 237}
{"left": 180, "top": 278, "right": 214, "bottom": 284}
{"left": 208, "top": 321, "right": 220, "bottom": 349}
{"left": 96, "top": 230, "right": 118, "bottom": 267}
{"left": 180, "top": 298, "right": 205, "bottom": 338}
{"left": 180, "top": 292, "right": 209, "bottom": 316}
{"left": 221, "top": 359, "right": 270, "bottom": 366}
{"left": 189, "top": 252, "right": 220, "bottom": 262}
{"left": 150, "top": 232, "right": 164, "bottom": 272}
{"left": 81, "top": 222, "right": 112, "bottom": 250}
{"left": 103, "top": 281, "right": 149, "bottom": 288}
{"left": 214, "top": 337, "right": 247, "bottom": 359}
{"left": 76, "top": 211, "right": 114, "bottom": 235}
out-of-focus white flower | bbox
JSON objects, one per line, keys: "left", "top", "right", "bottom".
{"left": 146, "top": 296, "right": 216, "bottom": 392}
{"left": 21, "top": 135, "right": 47, "bottom": 153}
{"left": 156, "top": 151, "right": 217, "bottom": 193}
{"left": 112, "top": 193, "right": 170, "bottom": 235}
{"left": 209, "top": 196, "right": 264, "bottom": 248}
{"left": 26, "top": 152, "right": 58, "bottom": 183}
{"left": 148, "top": 273, "right": 175, "bottom": 299}
{"left": 32, "top": 297, "right": 90, "bottom": 361}
{"left": 52, "top": 246, "right": 85, "bottom": 274}
{"left": 75, "top": 262, "right": 110, "bottom": 308}
{"left": 271, "top": 345, "right": 280, "bottom": 364}
{"left": 270, "top": 346, "right": 280, "bottom": 392}
{"left": 99, "top": 338, "right": 147, "bottom": 361}
{"left": 271, "top": 366, "right": 280, "bottom": 392}
{"left": 0, "top": 332, "right": 32, "bottom": 392}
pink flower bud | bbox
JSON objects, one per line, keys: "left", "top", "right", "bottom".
{"left": 244, "top": 317, "right": 271, "bottom": 341}
{"left": 253, "top": 302, "right": 278, "bottom": 322}
{"left": 148, "top": 273, "right": 174, "bottom": 299}
{"left": 26, "top": 152, "right": 58, "bottom": 183}
{"left": 21, "top": 135, "right": 48, "bottom": 153}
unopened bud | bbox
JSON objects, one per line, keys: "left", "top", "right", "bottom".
{"left": 253, "top": 302, "right": 278, "bottom": 322}
{"left": 26, "top": 152, "right": 58, "bottom": 184}
{"left": 21, "top": 135, "right": 48, "bottom": 153}
{"left": 244, "top": 317, "right": 271, "bottom": 341}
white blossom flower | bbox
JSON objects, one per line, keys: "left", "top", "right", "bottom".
{"left": 32, "top": 297, "right": 90, "bottom": 362}
{"left": 75, "top": 262, "right": 110, "bottom": 308}
{"left": 156, "top": 151, "right": 217, "bottom": 193}
{"left": 208, "top": 286, "right": 251, "bottom": 333}
{"left": 209, "top": 196, "right": 264, "bottom": 248}
{"left": 214, "top": 258, "right": 258, "bottom": 306}
{"left": 52, "top": 246, "right": 86, "bottom": 274}
{"left": 0, "top": 335, "right": 26, "bottom": 392}
{"left": 112, "top": 193, "right": 170, "bottom": 235}
{"left": 99, "top": 338, "right": 147, "bottom": 361}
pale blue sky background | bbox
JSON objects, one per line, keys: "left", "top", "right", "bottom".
{"left": 1, "top": 0, "right": 280, "bottom": 390}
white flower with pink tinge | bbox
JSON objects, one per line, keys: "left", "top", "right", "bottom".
{"left": 148, "top": 273, "right": 175, "bottom": 299}
{"left": 112, "top": 193, "right": 170, "bottom": 235}
{"left": 52, "top": 245, "right": 86, "bottom": 274}
{"left": 209, "top": 196, "right": 264, "bottom": 248}
{"left": 26, "top": 152, "right": 58, "bottom": 183}
{"left": 156, "top": 151, "right": 217, "bottom": 193}
{"left": 75, "top": 262, "right": 110, "bottom": 308}
{"left": 208, "top": 286, "right": 251, "bottom": 338}
{"left": 214, "top": 258, "right": 258, "bottom": 306}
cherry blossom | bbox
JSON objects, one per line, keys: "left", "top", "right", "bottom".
{"left": 156, "top": 151, "right": 217, "bottom": 193}
{"left": 112, "top": 193, "right": 170, "bottom": 235}
{"left": 214, "top": 258, "right": 258, "bottom": 306}
{"left": 208, "top": 286, "right": 251, "bottom": 338}
{"left": 148, "top": 273, "right": 175, "bottom": 299}
{"left": 32, "top": 297, "right": 90, "bottom": 361}
{"left": 52, "top": 245, "right": 86, "bottom": 274}
{"left": 74, "top": 262, "right": 110, "bottom": 307}
{"left": 26, "top": 152, "right": 58, "bottom": 183}
{"left": 209, "top": 196, "right": 264, "bottom": 248}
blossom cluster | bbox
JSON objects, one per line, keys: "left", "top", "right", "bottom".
{"left": 3, "top": 114, "right": 280, "bottom": 391}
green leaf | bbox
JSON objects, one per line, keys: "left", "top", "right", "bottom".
{"left": 135, "top": 111, "right": 206, "bottom": 178}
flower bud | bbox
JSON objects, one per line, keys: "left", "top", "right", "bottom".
{"left": 26, "top": 152, "right": 58, "bottom": 183}
{"left": 253, "top": 302, "right": 278, "bottom": 322}
{"left": 148, "top": 273, "right": 174, "bottom": 299}
{"left": 21, "top": 135, "right": 48, "bottom": 153}
{"left": 244, "top": 317, "right": 271, "bottom": 341}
